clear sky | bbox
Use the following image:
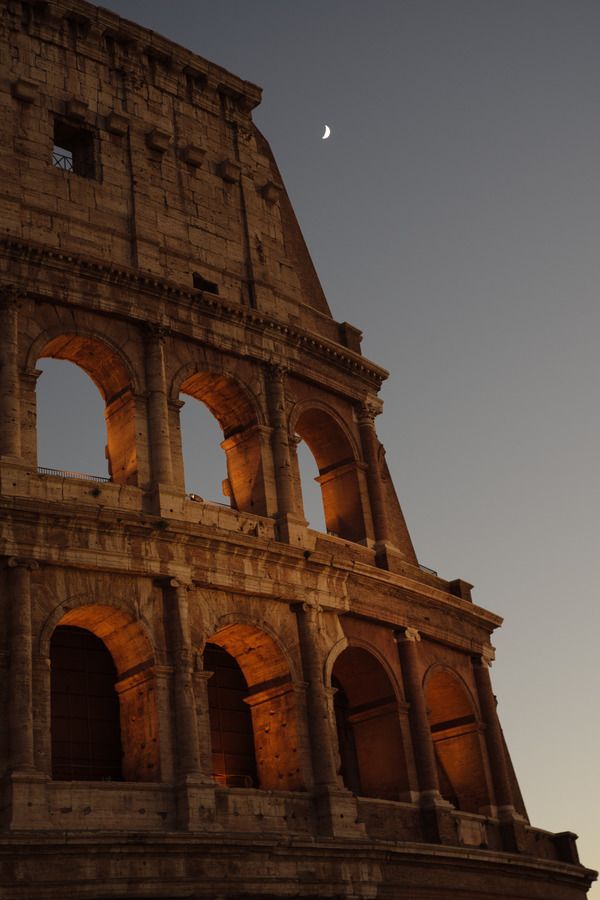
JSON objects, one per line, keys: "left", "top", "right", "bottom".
{"left": 38, "top": 0, "right": 599, "bottom": 884}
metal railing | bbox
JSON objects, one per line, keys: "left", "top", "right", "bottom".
{"left": 52, "top": 150, "right": 74, "bottom": 171}
{"left": 37, "top": 466, "right": 110, "bottom": 484}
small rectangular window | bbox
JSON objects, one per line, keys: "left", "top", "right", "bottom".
{"left": 52, "top": 119, "right": 96, "bottom": 179}
{"left": 193, "top": 272, "right": 219, "bottom": 295}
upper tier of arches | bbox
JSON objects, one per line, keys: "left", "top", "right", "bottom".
{"left": 12, "top": 311, "right": 416, "bottom": 559}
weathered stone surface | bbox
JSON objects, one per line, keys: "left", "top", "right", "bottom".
{"left": 0, "top": 0, "right": 595, "bottom": 898}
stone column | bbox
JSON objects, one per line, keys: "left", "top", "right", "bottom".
{"left": 395, "top": 627, "right": 441, "bottom": 800}
{"left": 152, "top": 665, "right": 176, "bottom": 783}
{"left": 169, "top": 580, "right": 202, "bottom": 779}
{"left": 396, "top": 627, "right": 456, "bottom": 845}
{"left": 0, "top": 286, "right": 21, "bottom": 458}
{"left": 293, "top": 602, "right": 365, "bottom": 838}
{"left": 7, "top": 558, "right": 38, "bottom": 772}
{"left": 357, "top": 402, "right": 390, "bottom": 545}
{"left": 144, "top": 326, "right": 173, "bottom": 486}
{"left": 472, "top": 649, "right": 515, "bottom": 813}
{"left": 192, "top": 668, "right": 214, "bottom": 778}
{"left": 266, "top": 364, "right": 295, "bottom": 519}
{"left": 167, "top": 580, "right": 218, "bottom": 831}
{"left": 292, "top": 602, "right": 338, "bottom": 788}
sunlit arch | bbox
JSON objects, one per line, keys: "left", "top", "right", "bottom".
{"left": 171, "top": 361, "right": 265, "bottom": 433}
{"left": 40, "top": 597, "right": 155, "bottom": 674}
{"left": 290, "top": 401, "right": 367, "bottom": 541}
{"left": 29, "top": 328, "right": 139, "bottom": 402}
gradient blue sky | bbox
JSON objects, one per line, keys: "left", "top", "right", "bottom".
{"left": 38, "top": 1, "right": 599, "bottom": 884}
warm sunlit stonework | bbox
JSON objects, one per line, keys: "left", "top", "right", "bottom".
{"left": 0, "top": 2, "right": 595, "bottom": 898}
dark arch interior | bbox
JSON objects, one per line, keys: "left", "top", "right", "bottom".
{"left": 332, "top": 646, "right": 409, "bottom": 800}
{"left": 51, "top": 625, "right": 123, "bottom": 781}
{"left": 204, "top": 642, "right": 258, "bottom": 788}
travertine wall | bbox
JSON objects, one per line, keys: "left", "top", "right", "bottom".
{"left": 0, "top": 1, "right": 595, "bottom": 898}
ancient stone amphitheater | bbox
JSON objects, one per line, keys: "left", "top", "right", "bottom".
{"left": 0, "top": 1, "right": 595, "bottom": 897}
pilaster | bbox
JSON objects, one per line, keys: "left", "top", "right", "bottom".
{"left": 0, "top": 286, "right": 22, "bottom": 459}
{"left": 266, "top": 364, "right": 311, "bottom": 547}
{"left": 292, "top": 601, "right": 365, "bottom": 838}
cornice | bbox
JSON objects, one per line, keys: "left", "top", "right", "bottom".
{"left": 0, "top": 237, "right": 389, "bottom": 390}
{"left": 0, "top": 493, "right": 499, "bottom": 643}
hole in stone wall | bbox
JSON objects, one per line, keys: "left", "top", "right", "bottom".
{"left": 179, "top": 395, "right": 228, "bottom": 503}
{"left": 37, "top": 358, "right": 109, "bottom": 479}
{"left": 193, "top": 272, "right": 219, "bottom": 294}
{"left": 53, "top": 119, "right": 96, "bottom": 178}
{"left": 296, "top": 438, "right": 327, "bottom": 532}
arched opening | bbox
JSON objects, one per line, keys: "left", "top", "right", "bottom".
{"left": 49, "top": 605, "right": 159, "bottom": 782}
{"left": 37, "top": 359, "right": 108, "bottom": 478}
{"left": 179, "top": 399, "right": 228, "bottom": 502}
{"left": 294, "top": 407, "right": 366, "bottom": 542}
{"left": 51, "top": 626, "right": 122, "bottom": 781}
{"left": 295, "top": 438, "right": 326, "bottom": 532}
{"left": 37, "top": 335, "right": 138, "bottom": 485}
{"left": 425, "top": 668, "right": 491, "bottom": 813}
{"left": 204, "top": 623, "right": 303, "bottom": 791}
{"left": 332, "top": 646, "right": 410, "bottom": 800}
{"left": 205, "top": 642, "right": 257, "bottom": 788}
{"left": 179, "top": 372, "right": 267, "bottom": 515}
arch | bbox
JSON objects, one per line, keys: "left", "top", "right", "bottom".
{"left": 203, "top": 642, "right": 258, "bottom": 788}
{"left": 291, "top": 401, "right": 367, "bottom": 542}
{"left": 51, "top": 625, "right": 123, "bottom": 781}
{"left": 40, "top": 596, "right": 155, "bottom": 667}
{"left": 172, "top": 364, "right": 269, "bottom": 515}
{"left": 424, "top": 665, "right": 491, "bottom": 813}
{"left": 31, "top": 330, "right": 139, "bottom": 485}
{"left": 323, "top": 635, "right": 350, "bottom": 688}
{"left": 289, "top": 400, "right": 361, "bottom": 464}
{"left": 172, "top": 362, "right": 265, "bottom": 432}
{"left": 28, "top": 329, "right": 140, "bottom": 400}
{"left": 203, "top": 621, "right": 304, "bottom": 791}
{"left": 45, "top": 602, "right": 160, "bottom": 782}
{"left": 331, "top": 645, "right": 410, "bottom": 800}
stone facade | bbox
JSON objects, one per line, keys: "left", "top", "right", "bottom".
{"left": 0, "top": 1, "right": 596, "bottom": 898}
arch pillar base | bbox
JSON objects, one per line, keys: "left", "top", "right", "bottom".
{"left": 145, "top": 483, "right": 187, "bottom": 518}
{"left": 499, "top": 812, "right": 530, "bottom": 854}
{"left": 175, "top": 776, "right": 222, "bottom": 832}
{"left": 1, "top": 770, "right": 50, "bottom": 830}
{"left": 313, "top": 786, "right": 366, "bottom": 839}
{"left": 421, "top": 798, "right": 459, "bottom": 846}
{"left": 275, "top": 512, "right": 315, "bottom": 550}
{"left": 374, "top": 541, "right": 408, "bottom": 574}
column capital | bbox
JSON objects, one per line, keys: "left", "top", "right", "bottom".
{"left": 267, "top": 361, "right": 288, "bottom": 383}
{"left": 142, "top": 322, "right": 169, "bottom": 344}
{"left": 357, "top": 398, "right": 383, "bottom": 427}
{"left": 7, "top": 557, "right": 39, "bottom": 572}
{"left": 290, "top": 600, "right": 321, "bottom": 617}
{"left": 0, "top": 283, "right": 23, "bottom": 309}
{"left": 395, "top": 626, "right": 421, "bottom": 644}
{"left": 475, "top": 645, "right": 496, "bottom": 668}
{"left": 154, "top": 575, "right": 191, "bottom": 591}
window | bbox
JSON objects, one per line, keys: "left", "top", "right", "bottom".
{"left": 193, "top": 272, "right": 219, "bottom": 294}
{"left": 53, "top": 119, "right": 96, "bottom": 178}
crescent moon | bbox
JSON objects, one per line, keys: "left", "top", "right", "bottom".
{"left": 322, "top": 125, "right": 331, "bottom": 140}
